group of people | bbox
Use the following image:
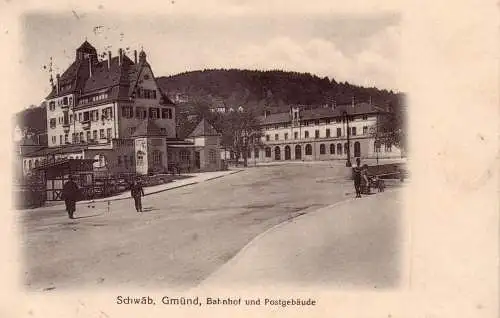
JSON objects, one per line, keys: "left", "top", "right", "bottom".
{"left": 352, "top": 158, "right": 370, "bottom": 198}
{"left": 62, "top": 176, "right": 146, "bottom": 219}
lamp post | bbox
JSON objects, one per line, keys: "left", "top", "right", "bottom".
{"left": 343, "top": 111, "right": 352, "bottom": 167}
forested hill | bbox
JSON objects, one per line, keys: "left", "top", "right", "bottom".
{"left": 157, "top": 69, "right": 404, "bottom": 112}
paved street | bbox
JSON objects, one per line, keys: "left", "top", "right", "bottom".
{"left": 19, "top": 162, "right": 402, "bottom": 291}
{"left": 201, "top": 189, "right": 402, "bottom": 289}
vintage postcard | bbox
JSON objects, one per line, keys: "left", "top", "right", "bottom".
{"left": 1, "top": 0, "right": 497, "bottom": 317}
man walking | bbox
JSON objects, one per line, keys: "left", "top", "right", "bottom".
{"left": 62, "top": 175, "right": 81, "bottom": 219}
{"left": 130, "top": 178, "right": 145, "bottom": 212}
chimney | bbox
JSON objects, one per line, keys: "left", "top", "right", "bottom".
{"left": 118, "top": 48, "right": 123, "bottom": 66}
{"left": 107, "top": 51, "right": 112, "bottom": 69}
{"left": 134, "top": 50, "right": 137, "bottom": 64}
{"left": 56, "top": 74, "right": 60, "bottom": 94}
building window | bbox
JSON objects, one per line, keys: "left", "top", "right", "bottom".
{"left": 344, "top": 142, "right": 349, "bottom": 154}
{"left": 326, "top": 119, "right": 331, "bottom": 124}
{"left": 375, "top": 141, "right": 381, "bottom": 152}
{"left": 122, "top": 106, "right": 133, "bottom": 118}
{"left": 106, "top": 128, "right": 112, "bottom": 140}
{"left": 28, "top": 160, "right": 32, "bottom": 170}
{"left": 385, "top": 143, "right": 392, "bottom": 152}
{"left": 363, "top": 126, "right": 368, "bottom": 135}
{"left": 59, "top": 135, "right": 62, "bottom": 144}
{"left": 79, "top": 132, "right": 84, "bottom": 143}
{"left": 337, "top": 143, "right": 342, "bottom": 155}
{"left": 130, "top": 155, "right": 134, "bottom": 166}
{"left": 153, "top": 151, "right": 162, "bottom": 165}
{"left": 284, "top": 133, "right": 288, "bottom": 140}
{"left": 209, "top": 149, "right": 217, "bottom": 164}
{"left": 92, "top": 130, "right": 97, "bottom": 140}
{"left": 160, "top": 128, "right": 167, "bottom": 134}
{"left": 304, "top": 131, "right": 309, "bottom": 138}
{"left": 49, "top": 101, "right": 55, "bottom": 111}
{"left": 100, "top": 129, "right": 105, "bottom": 139}
{"left": 52, "top": 136, "right": 57, "bottom": 144}
{"left": 254, "top": 148, "right": 259, "bottom": 158}
{"left": 124, "top": 155, "right": 128, "bottom": 168}
{"left": 149, "top": 108, "right": 159, "bottom": 119}
{"left": 351, "top": 127, "right": 356, "bottom": 136}
{"left": 274, "top": 134, "right": 278, "bottom": 141}
{"left": 265, "top": 147, "right": 271, "bottom": 158}
{"left": 86, "top": 131, "right": 91, "bottom": 141}
{"left": 137, "top": 151, "right": 145, "bottom": 165}
{"left": 180, "top": 150, "right": 190, "bottom": 163}
{"left": 117, "top": 156, "right": 122, "bottom": 166}
{"left": 330, "top": 144, "right": 335, "bottom": 154}
{"left": 49, "top": 118, "right": 56, "bottom": 128}
{"left": 336, "top": 117, "right": 341, "bottom": 123}
{"left": 326, "top": 129, "right": 330, "bottom": 137}
{"left": 161, "top": 108, "right": 172, "bottom": 119}
{"left": 265, "top": 135, "right": 270, "bottom": 141}
{"left": 315, "top": 130, "right": 320, "bottom": 139}
{"left": 294, "top": 132, "right": 298, "bottom": 139}
{"left": 362, "top": 115, "right": 368, "bottom": 120}
{"left": 65, "top": 134, "right": 68, "bottom": 143}
{"left": 305, "top": 144, "right": 312, "bottom": 155}
{"left": 135, "top": 107, "right": 146, "bottom": 119}
{"left": 320, "top": 144, "right": 326, "bottom": 154}
{"left": 336, "top": 128, "right": 341, "bottom": 137}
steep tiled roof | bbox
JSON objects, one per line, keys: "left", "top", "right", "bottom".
{"left": 257, "top": 103, "right": 385, "bottom": 125}
{"left": 257, "top": 112, "right": 291, "bottom": 125}
{"left": 76, "top": 40, "right": 96, "bottom": 52}
{"left": 46, "top": 42, "right": 174, "bottom": 106}
{"left": 188, "top": 119, "right": 220, "bottom": 137}
{"left": 132, "top": 119, "right": 165, "bottom": 137}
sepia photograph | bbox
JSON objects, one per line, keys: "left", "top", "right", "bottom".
{"left": 13, "top": 8, "right": 408, "bottom": 292}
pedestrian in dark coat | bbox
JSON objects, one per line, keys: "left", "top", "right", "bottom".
{"left": 352, "top": 158, "right": 362, "bottom": 198}
{"left": 62, "top": 176, "right": 81, "bottom": 219}
{"left": 130, "top": 179, "right": 145, "bottom": 212}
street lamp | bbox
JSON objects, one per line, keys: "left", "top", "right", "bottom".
{"left": 343, "top": 111, "right": 352, "bottom": 167}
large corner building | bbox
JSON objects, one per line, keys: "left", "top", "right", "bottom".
{"left": 22, "top": 41, "right": 221, "bottom": 176}
{"left": 250, "top": 103, "right": 403, "bottom": 163}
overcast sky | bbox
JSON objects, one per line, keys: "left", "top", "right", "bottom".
{"left": 20, "top": 7, "right": 401, "bottom": 109}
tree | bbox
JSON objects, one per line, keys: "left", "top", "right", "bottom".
{"left": 220, "top": 109, "right": 263, "bottom": 167}
{"left": 370, "top": 107, "right": 406, "bottom": 154}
